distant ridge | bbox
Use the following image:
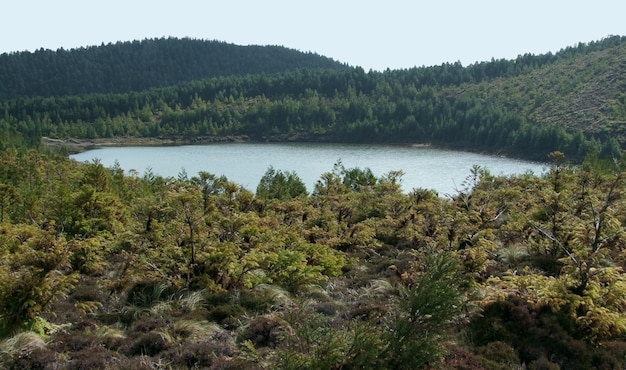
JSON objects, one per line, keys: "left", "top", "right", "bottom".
{"left": 0, "top": 37, "right": 348, "bottom": 99}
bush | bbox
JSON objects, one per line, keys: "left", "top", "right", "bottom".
{"left": 207, "top": 303, "right": 245, "bottom": 328}
{"left": 476, "top": 341, "right": 521, "bottom": 368}
{"left": 124, "top": 332, "right": 170, "bottom": 357}
{"left": 239, "top": 314, "right": 290, "bottom": 348}
{"left": 9, "top": 347, "right": 57, "bottom": 370}
{"left": 0, "top": 332, "right": 53, "bottom": 369}
{"left": 70, "top": 282, "right": 106, "bottom": 304}
{"left": 276, "top": 253, "right": 463, "bottom": 370}
{"left": 67, "top": 347, "right": 121, "bottom": 370}
{"left": 129, "top": 318, "right": 168, "bottom": 334}
{"left": 468, "top": 294, "right": 626, "bottom": 369}
{"left": 382, "top": 253, "right": 463, "bottom": 369}
{"left": 443, "top": 344, "right": 501, "bottom": 370}
{"left": 527, "top": 355, "right": 560, "bottom": 370}
{"left": 49, "top": 332, "right": 95, "bottom": 353}
{"left": 164, "top": 340, "right": 237, "bottom": 369}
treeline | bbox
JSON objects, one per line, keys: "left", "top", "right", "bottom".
{"left": 0, "top": 37, "right": 347, "bottom": 100}
{"left": 2, "top": 36, "right": 626, "bottom": 161}
{"left": 2, "top": 35, "right": 623, "bottom": 100}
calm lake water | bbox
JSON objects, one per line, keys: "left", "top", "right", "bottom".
{"left": 70, "top": 143, "right": 548, "bottom": 195}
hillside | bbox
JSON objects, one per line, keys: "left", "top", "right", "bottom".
{"left": 447, "top": 36, "right": 626, "bottom": 141}
{"left": 1, "top": 143, "right": 626, "bottom": 369}
{"left": 1, "top": 36, "right": 626, "bottom": 162}
{"left": 0, "top": 37, "right": 348, "bottom": 99}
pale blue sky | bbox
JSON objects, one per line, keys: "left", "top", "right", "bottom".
{"left": 2, "top": 0, "right": 626, "bottom": 71}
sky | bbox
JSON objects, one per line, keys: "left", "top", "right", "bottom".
{"left": 2, "top": 1, "right": 626, "bottom": 71}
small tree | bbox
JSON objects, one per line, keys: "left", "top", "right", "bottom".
{"left": 256, "top": 166, "right": 307, "bottom": 201}
{"left": 382, "top": 252, "right": 463, "bottom": 368}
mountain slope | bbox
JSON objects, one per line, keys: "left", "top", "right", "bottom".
{"left": 2, "top": 36, "right": 626, "bottom": 161}
{"left": 446, "top": 37, "right": 626, "bottom": 140}
{"left": 0, "top": 37, "right": 348, "bottom": 99}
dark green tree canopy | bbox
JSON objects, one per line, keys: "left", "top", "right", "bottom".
{"left": 0, "top": 37, "right": 347, "bottom": 99}
{"left": 256, "top": 166, "right": 308, "bottom": 200}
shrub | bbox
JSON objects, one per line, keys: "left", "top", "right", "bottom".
{"left": 313, "top": 302, "right": 338, "bottom": 316}
{"left": 527, "top": 355, "right": 560, "bottom": 370}
{"left": 124, "top": 332, "right": 170, "bottom": 357}
{"left": 381, "top": 252, "right": 464, "bottom": 369}
{"left": 129, "top": 318, "right": 169, "bottom": 334}
{"left": 475, "top": 341, "right": 521, "bottom": 368}
{"left": 67, "top": 347, "right": 121, "bottom": 370}
{"left": 9, "top": 347, "right": 57, "bottom": 370}
{"left": 276, "top": 309, "right": 385, "bottom": 370}
{"left": 49, "top": 332, "right": 95, "bottom": 353}
{"left": 164, "top": 339, "right": 237, "bottom": 369}
{"left": 207, "top": 303, "right": 245, "bottom": 328}
{"left": 92, "top": 326, "right": 127, "bottom": 351}
{"left": 0, "top": 225, "right": 79, "bottom": 336}
{"left": 443, "top": 344, "right": 501, "bottom": 370}
{"left": 468, "top": 294, "right": 626, "bottom": 369}
{"left": 0, "top": 332, "right": 53, "bottom": 369}
{"left": 70, "top": 281, "right": 106, "bottom": 303}
{"left": 238, "top": 314, "right": 290, "bottom": 348}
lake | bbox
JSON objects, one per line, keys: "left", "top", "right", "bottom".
{"left": 70, "top": 142, "right": 548, "bottom": 195}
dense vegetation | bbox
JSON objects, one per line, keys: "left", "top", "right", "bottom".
{"left": 1, "top": 149, "right": 625, "bottom": 369}
{"left": 2, "top": 36, "right": 626, "bottom": 161}
{"left": 1, "top": 36, "right": 626, "bottom": 368}
{"left": 0, "top": 37, "right": 347, "bottom": 99}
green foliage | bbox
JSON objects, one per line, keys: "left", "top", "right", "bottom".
{"left": 0, "top": 183, "right": 18, "bottom": 223}
{"left": 262, "top": 240, "right": 345, "bottom": 291}
{"left": 256, "top": 166, "right": 308, "bottom": 200}
{"left": 0, "top": 37, "right": 346, "bottom": 100}
{"left": 341, "top": 166, "right": 377, "bottom": 191}
{"left": 276, "top": 252, "right": 463, "bottom": 369}
{"left": 0, "top": 224, "right": 78, "bottom": 337}
{"left": 69, "top": 236, "right": 108, "bottom": 275}
{"left": 277, "top": 309, "right": 386, "bottom": 369}
{"left": 507, "top": 154, "right": 626, "bottom": 342}
{"left": 382, "top": 253, "right": 464, "bottom": 369}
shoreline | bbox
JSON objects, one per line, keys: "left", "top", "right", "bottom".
{"left": 41, "top": 135, "right": 252, "bottom": 154}
{"left": 42, "top": 135, "right": 435, "bottom": 154}
{"left": 43, "top": 135, "right": 548, "bottom": 163}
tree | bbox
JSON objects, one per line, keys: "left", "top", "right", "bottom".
{"left": 341, "top": 166, "right": 377, "bottom": 191}
{"left": 256, "top": 166, "right": 307, "bottom": 201}
{"left": 382, "top": 253, "right": 463, "bottom": 369}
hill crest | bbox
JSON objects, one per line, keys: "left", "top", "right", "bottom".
{"left": 0, "top": 37, "right": 348, "bottom": 99}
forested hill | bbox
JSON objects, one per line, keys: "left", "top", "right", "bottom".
{"left": 0, "top": 37, "right": 347, "bottom": 99}
{"left": 2, "top": 36, "right": 626, "bottom": 161}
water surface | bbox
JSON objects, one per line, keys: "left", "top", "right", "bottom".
{"left": 71, "top": 143, "right": 547, "bottom": 195}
